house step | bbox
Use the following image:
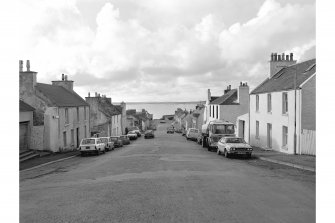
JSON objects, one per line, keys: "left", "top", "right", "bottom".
{"left": 19, "top": 151, "right": 35, "bottom": 159}
{"left": 20, "top": 153, "right": 40, "bottom": 162}
{"left": 20, "top": 150, "right": 30, "bottom": 155}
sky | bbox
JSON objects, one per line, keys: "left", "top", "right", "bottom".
{"left": 16, "top": 0, "right": 315, "bottom": 102}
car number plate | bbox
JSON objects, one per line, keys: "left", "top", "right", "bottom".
{"left": 86, "top": 146, "right": 90, "bottom": 149}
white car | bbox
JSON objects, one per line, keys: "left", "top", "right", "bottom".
{"left": 99, "top": 137, "right": 115, "bottom": 151}
{"left": 217, "top": 137, "right": 253, "bottom": 158}
{"left": 127, "top": 131, "right": 138, "bottom": 140}
{"left": 79, "top": 138, "right": 106, "bottom": 156}
{"left": 186, "top": 128, "right": 200, "bottom": 141}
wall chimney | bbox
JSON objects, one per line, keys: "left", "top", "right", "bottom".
{"left": 269, "top": 52, "right": 296, "bottom": 78}
{"left": 51, "top": 74, "right": 74, "bottom": 91}
{"left": 26, "top": 60, "right": 30, "bottom": 71}
{"left": 19, "top": 60, "right": 23, "bottom": 72}
{"left": 207, "top": 89, "right": 211, "bottom": 102}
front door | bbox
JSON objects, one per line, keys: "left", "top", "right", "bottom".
{"left": 267, "top": 123, "right": 272, "bottom": 148}
{"left": 19, "top": 122, "right": 29, "bottom": 150}
{"left": 76, "top": 128, "right": 79, "bottom": 148}
{"left": 239, "top": 120, "right": 245, "bottom": 140}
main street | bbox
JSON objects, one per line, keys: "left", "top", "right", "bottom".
{"left": 20, "top": 121, "right": 315, "bottom": 223}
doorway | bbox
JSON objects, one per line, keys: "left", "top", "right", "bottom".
{"left": 76, "top": 127, "right": 79, "bottom": 148}
{"left": 238, "top": 120, "right": 245, "bottom": 140}
{"left": 267, "top": 123, "right": 272, "bottom": 148}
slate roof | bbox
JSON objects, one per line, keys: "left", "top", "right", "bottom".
{"left": 36, "top": 83, "right": 88, "bottom": 107}
{"left": 20, "top": 100, "right": 35, "bottom": 111}
{"left": 98, "top": 101, "right": 121, "bottom": 117}
{"left": 114, "top": 105, "right": 123, "bottom": 113}
{"left": 251, "top": 59, "right": 316, "bottom": 94}
{"left": 209, "top": 89, "right": 238, "bottom": 105}
{"left": 210, "top": 96, "right": 219, "bottom": 102}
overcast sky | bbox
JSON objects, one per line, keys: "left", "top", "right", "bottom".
{"left": 17, "top": 0, "right": 315, "bottom": 102}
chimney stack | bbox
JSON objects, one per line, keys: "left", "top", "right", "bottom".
{"left": 207, "top": 89, "right": 211, "bottom": 102}
{"left": 269, "top": 52, "right": 296, "bottom": 78}
{"left": 88, "top": 92, "right": 90, "bottom": 97}
{"left": 26, "top": 60, "right": 30, "bottom": 71}
{"left": 19, "top": 60, "right": 23, "bottom": 72}
{"left": 65, "top": 75, "right": 68, "bottom": 81}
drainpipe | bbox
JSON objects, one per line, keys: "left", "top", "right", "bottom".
{"left": 293, "top": 68, "right": 297, "bottom": 155}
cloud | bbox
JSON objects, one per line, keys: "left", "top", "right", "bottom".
{"left": 18, "top": 0, "right": 315, "bottom": 102}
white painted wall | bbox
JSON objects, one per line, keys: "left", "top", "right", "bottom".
{"left": 250, "top": 90, "right": 301, "bottom": 154}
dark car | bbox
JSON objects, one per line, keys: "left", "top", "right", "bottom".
{"left": 120, "top": 135, "right": 130, "bottom": 145}
{"left": 127, "top": 130, "right": 138, "bottom": 140}
{"left": 167, "top": 127, "right": 174, "bottom": 134}
{"left": 144, "top": 130, "right": 155, "bottom": 139}
{"left": 110, "top": 136, "right": 123, "bottom": 148}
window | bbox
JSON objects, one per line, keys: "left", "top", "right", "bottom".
{"left": 77, "top": 107, "right": 80, "bottom": 122}
{"left": 267, "top": 94, "right": 272, "bottom": 113}
{"left": 63, "top": 131, "right": 67, "bottom": 147}
{"left": 209, "top": 106, "right": 211, "bottom": 117}
{"left": 71, "top": 129, "right": 74, "bottom": 145}
{"left": 212, "top": 105, "right": 214, "bottom": 117}
{"left": 256, "top": 121, "right": 259, "bottom": 139}
{"left": 84, "top": 107, "right": 87, "bottom": 120}
{"left": 282, "top": 126, "right": 288, "bottom": 147}
{"left": 282, "top": 92, "right": 288, "bottom": 114}
{"left": 216, "top": 106, "right": 218, "bottom": 119}
{"left": 256, "top": 95, "right": 259, "bottom": 112}
{"left": 65, "top": 108, "right": 69, "bottom": 124}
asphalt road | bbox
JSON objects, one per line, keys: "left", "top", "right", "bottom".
{"left": 20, "top": 121, "right": 315, "bottom": 223}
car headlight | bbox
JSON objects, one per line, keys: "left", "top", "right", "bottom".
{"left": 230, "top": 147, "right": 235, "bottom": 151}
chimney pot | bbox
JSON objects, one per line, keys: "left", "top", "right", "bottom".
{"left": 95, "top": 92, "right": 97, "bottom": 97}
{"left": 65, "top": 75, "right": 68, "bottom": 81}
{"left": 282, "top": 53, "right": 285, "bottom": 61}
{"left": 271, "top": 53, "right": 274, "bottom": 61}
{"left": 240, "top": 82, "right": 242, "bottom": 86}
{"left": 273, "top": 53, "right": 277, "bottom": 61}
{"left": 290, "top": 53, "right": 293, "bottom": 61}
{"left": 278, "top": 55, "right": 281, "bottom": 61}
{"left": 19, "top": 60, "right": 23, "bottom": 72}
{"left": 26, "top": 60, "right": 30, "bottom": 71}
{"left": 62, "top": 74, "right": 65, "bottom": 80}
{"left": 286, "top": 55, "right": 289, "bottom": 61}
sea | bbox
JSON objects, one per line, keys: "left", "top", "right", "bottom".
{"left": 119, "top": 102, "right": 206, "bottom": 119}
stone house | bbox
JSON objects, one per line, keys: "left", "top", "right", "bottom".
{"left": 85, "top": 93, "right": 125, "bottom": 137}
{"left": 248, "top": 53, "right": 315, "bottom": 155}
{"left": 191, "top": 104, "right": 205, "bottom": 131}
{"left": 19, "top": 60, "right": 90, "bottom": 152}
{"left": 204, "top": 82, "right": 249, "bottom": 125}
{"left": 19, "top": 100, "right": 35, "bottom": 151}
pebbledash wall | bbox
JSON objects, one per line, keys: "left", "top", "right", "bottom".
{"left": 250, "top": 90, "right": 300, "bottom": 154}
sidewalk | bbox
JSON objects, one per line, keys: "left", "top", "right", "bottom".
{"left": 20, "top": 150, "right": 80, "bottom": 171}
{"left": 252, "top": 147, "right": 316, "bottom": 172}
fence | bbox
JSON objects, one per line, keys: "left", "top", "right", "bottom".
{"left": 300, "top": 129, "right": 315, "bottom": 156}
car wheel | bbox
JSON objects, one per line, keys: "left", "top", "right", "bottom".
{"left": 80, "top": 152, "right": 85, "bottom": 157}
{"left": 246, "top": 153, "right": 252, "bottom": 159}
{"left": 96, "top": 150, "right": 100, "bottom": 156}
{"left": 224, "top": 149, "right": 229, "bottom": 158}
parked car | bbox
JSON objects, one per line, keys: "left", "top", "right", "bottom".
{"left": 79, "top": 138, "right": 106, "bottom": 156}
{"left": 129, "top": 126, "right": 141, "bottom": 137}
{"left": 217, "top": 137, "right": 253, "bottom": 158}
{"left": 99, "top": 137, "right": 115, "bottom": 151}
{"left": 144, "top": 130, "right": 155, "bottom": 139}
{"left": 120, "top": 135, "right": 131, "bottom": 145}
{"left": 110, "top": 136, "right": 123, "bottom": 147}
{"left": 167, "top": 127, "right": 174, "bottom": 134}
{"left": 186, "top": 128, "right": 200, "bottom": 141}
{"left": 127, "top": 130, "right": 138, "bottom": 140}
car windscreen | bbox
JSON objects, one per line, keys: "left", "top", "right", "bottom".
{"left": 213, "top": 124, "right": 234, "bottom": 134}
{"left": 226, "top": 138, "right": 245, "bottom": 143}
{"left": 110, "top": 137, "right": 118, "bottom": 141}
{"left": 81, "top": 139, "right": 95, "bottom": 145}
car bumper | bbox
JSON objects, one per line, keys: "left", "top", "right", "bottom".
{"left": 228, "top": 150, "right": 252, "bottom": 155}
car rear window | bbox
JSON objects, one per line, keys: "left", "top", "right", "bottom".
{"left": 82, "top": 139, "right": 95, "bottom": 145}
